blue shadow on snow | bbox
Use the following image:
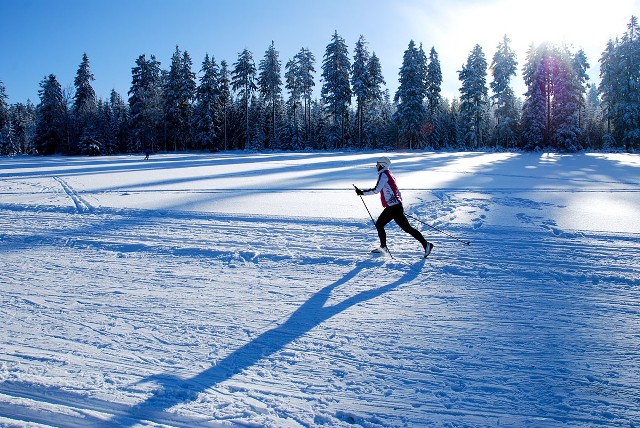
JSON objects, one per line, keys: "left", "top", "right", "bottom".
{"left": 109, "top": 259, "right": 425, "bottom": 426}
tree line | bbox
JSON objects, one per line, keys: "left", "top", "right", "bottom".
{"left": 1, "top": 16, "right": 639, "bottom": 156}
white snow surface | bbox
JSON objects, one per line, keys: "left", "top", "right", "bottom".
{"left": 0, "top": 151, "right": 639, "bottom": 427}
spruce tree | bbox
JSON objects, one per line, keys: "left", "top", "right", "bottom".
{"left": 601, "top": 16, "right": 640, "bottom": 150}
{"left": 73, "top": 53, "right": 98, "bottom": 155}
{"left": 619, "top": 16, "right": 640, "bottom": 150}
{"left": 522, "top": 42, "right": 589, "bottom": 151}
{"left": 583, "top": 84, "right": 605, "bottom": 148}
{"left": 352, "top": 35, "right": 371, "bottom": 147}
{"left": 232, "top": 49, "right": 257, "bottom": 150}
{"left": 521, "top": 45, "right": 548, "bottom": 150}
{"left": 297, "top": 48, "right": 315, "bottom": 145}
{"left": 165, "top": 46, "right": 182, "bottom": 150}
{"left": 551, "top": 46, "right": 583, "bottom": 151}
{"left": 598, "top": 39, "right": 618, "bottom": 147}
{"left": 128, "top": 54, "right": 163, "bottom": 152}
{"left": 321, "top": 31, "right": 351, "bottom": 148}
{"left": 458, "top": 44, "right": 488, "bottom": 149}
{"left": 426, "top": 47, "right": 442, "bottom": 115}
{"left": 0, "top": 81, "right": 9, "bottom": 154}
{"left": 35, "top": 74, "right": 66, "bottom": 155}
{"left": 364, "top": 52, "right": 389, "bottom": 148}
{"left": 193, "top": 54, "right": 220, "bottom": 151}
{"left": 258, "top": 41, "right": 283, "bottom": 148}
{"left": 9, "top": 101, "right": 36, "bottom": 154}
{"left": 164, "top": 47, "right": 196, "bottom": 151}
{"left": 394, "top": 40, "right": 427, "bottom": 149}
{"left": 285, "top": 55, "right": 303, "bottom": 149}
{"left": 425, "top": 47, "right": 443, "bottom": 148}
{"left": 179, "top": 51, "right": 196, "bottom": 150}
{"left": 0, "top": 81, "right": 9, "bottom": 134}
{"left": 99, "top": 90, "right": 129, "bottom": 155}
{"left": 573, "top": 49, "right": 590, "bottom": 133}
{"left": 490, "top": 35, "right": 519, "bottom": 148}
{"left": 219, "top": 60, "right": 232, "bottom": 151}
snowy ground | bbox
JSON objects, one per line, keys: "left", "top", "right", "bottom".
{"left": 0, "top": 151, "right": 639, "bottom": 427}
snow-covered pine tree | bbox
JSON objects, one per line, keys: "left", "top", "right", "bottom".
{"left": 9, "top": 101, "right": 36, "bottom": 154}
{"left": 164, "top": 47, "right": 196, "bottom": 151}
{"left": 248, "top": 93, "right": 266, "bottom": 151}
{"left": 193, "top": 54, "right": 220, "bottom": 151}
{"left": 0, "top": 81, "right": 10, "bottom": 155}
{"left": 321, "top": 31, "right": 351, "bottom": 149}
{"left": 426, "top": 47, "right": 442, "bottom": 116}
{"left": 284, "top": 48, "right": 316, "bottom": 150}
{"left": 73, "top": 53, "right": 99, "bottom": 155}
{"left": 425, "top": 46, "right": 443, "bottom": 148}
{"left": 35, "top": 75, "right": 66, "bottom": 155}
{"left": 583, "top": 84, "right": 605, "bottom": 149}
{"left": 178, "top": 51, "right": 196, "bottom": 150}
{"left": 232, "top": 49, "right": 257, "bottom": 150}
{"left": 352, "top": 35, "right": 371, "bottom": 148}
{"left": 297, "top": 48, "right": 315, "bottom": 146}
{"left": 219, "top": 60, "right": 232, "bottom": 151}
{"left": 521, "top": 56, "right": 546, "bottom": 150}
{"left": 394, "top": 40, "right": 427, "bottom": 149}
{"left": 573, "top": 49, "right": 590, "bottom": 133}
{"left": 458, "top": 44, "right": 488, "bottom": 149}
{"left": 309, "top": 98, "right": 326, "bottom": 149}
{"left": 164, "top": 46, "right": 182, "bottom": 151}
{"left": 618, "top": 16, "right": 640, "bottom": 150}
{"left": 285, "top": 55, "right": 303, "bottom": 149}
{"left": 521, "top": 42, "right": 589, "bottom": 151}
{"left": 95, "top": 90, "right": 128, "bottom": 155}
{"left": 128, "top": 54, "right": 163, "bottom": 153}
{"left": 490, "top": 35, "right": 519, "bottom": 148}
{"left": 598, "top": 39, "right": 618, "bottom": 147}
{"left": 109, "top": 90, "right": 129, "bottom": 153}
{"left": 93, "top": 99, "right": 110, "bottom": 154}
{"left": 600, "top": 16, "right": 640, "bottom": 151}
{"left": 258, "top": 41, "right": 283, "bottom": 149}
{"left": 551, "top": 46, "right": 583, "bottom": 152}
{"left": 363, "top": 52, "right": 390, "bottom": 149}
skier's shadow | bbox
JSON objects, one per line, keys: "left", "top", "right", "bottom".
{"left": 109, "top": 258, "right": 425, "bottom": 426}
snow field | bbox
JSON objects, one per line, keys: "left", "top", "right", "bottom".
{"left": 0, "top": 151, "right": 639, "bottom": 427}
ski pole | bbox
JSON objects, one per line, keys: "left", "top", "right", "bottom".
{"left": 406, "top": 214, "right": 471, "bottom": 246}
{"left": 352, "top": 184, "right": 375, "bottom": 226}
{"left": 352, "top": 184, "right": 394, "bottom": 259}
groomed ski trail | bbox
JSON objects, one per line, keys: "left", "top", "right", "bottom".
{"left": 1, "top": 201, "right": 639, "bottom": 427}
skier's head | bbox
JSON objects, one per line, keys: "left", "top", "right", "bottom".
{"left": 376, "top": 156, "right": 391, "bottom": 171}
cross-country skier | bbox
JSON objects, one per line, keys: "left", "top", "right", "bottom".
{"left": 355, "top": 156, "right": 434, "bottom": 258}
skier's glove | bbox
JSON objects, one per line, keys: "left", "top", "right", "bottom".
{"left": 355, "top": 186, "right": 364, "bottom": 196}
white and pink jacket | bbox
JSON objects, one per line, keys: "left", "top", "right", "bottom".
{"left": 363, "top": 167, "right": 402, "bottom": 208}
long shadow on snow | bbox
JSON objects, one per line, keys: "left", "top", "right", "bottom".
{"left": 108, "top": 258, "right": 425, "bottom": 427}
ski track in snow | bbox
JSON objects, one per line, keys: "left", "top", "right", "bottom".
{"left": 0, "top": 152, "right": 639, "bottom": 427}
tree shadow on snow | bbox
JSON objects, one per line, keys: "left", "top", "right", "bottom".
{"left": 109, "top": 259, "right": 425, "bottom": 426}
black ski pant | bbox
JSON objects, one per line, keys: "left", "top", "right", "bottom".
{"left": 376, "top": 203, "right": 428, "bottom": 248}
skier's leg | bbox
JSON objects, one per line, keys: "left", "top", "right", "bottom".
{"left": 375, "top": 207, "right": 394, "bottom": 248}
{"left": 395, "top": 210, "right": 428, "bottom": 247}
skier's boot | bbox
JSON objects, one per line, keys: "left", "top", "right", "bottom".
{"left": 371, "top": 246, "right": 389, "bottom": 255}
{"left": 423, "top": 242, "right": 434, "bottom": 258}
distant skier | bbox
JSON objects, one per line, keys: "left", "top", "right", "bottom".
{"left": 355, "top": 156, "right": 434, "bottom": 257}
{"left": 144, "top": 147, "right": 151, "bottom": 160}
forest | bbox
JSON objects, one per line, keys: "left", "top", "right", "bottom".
{"left": 0, "top": 16, "right": 639, "bottom": 156}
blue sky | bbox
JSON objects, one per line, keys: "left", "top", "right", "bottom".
{"left": 1, "top": 0, "right": 638, "bottom": 105}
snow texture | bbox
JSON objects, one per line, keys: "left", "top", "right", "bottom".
{"left": 1, "top": 151, "right": 639, "bottom": 427}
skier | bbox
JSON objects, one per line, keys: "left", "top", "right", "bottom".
{"left": 355, "top": 156, "right": 434, "bottom": 258}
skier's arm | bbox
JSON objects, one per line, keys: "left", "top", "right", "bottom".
{"left": 363, "top": 173, "right": 387, "bottom": 196}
